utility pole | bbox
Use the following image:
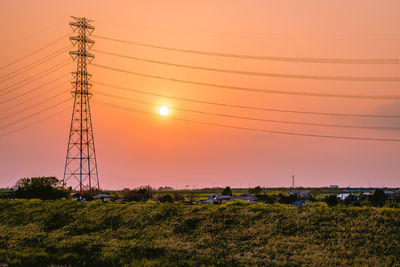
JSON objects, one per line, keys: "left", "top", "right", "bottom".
{"left": 63, "top": 16, "right": 99, "bottom": 194}
{"left": 292, "top": 175, "right": 294, "bottom": 188}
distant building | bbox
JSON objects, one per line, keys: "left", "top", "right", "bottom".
{"left": 237, "top": 193, "right": 258, "bottom": 203}
{"left": 330, "top": 185, "right": 339, "bottom": 188}
{"left": 93, "top": 194, "right": 111, "bottom": 201}
{"left": 289, "top": 191, "right": 314, "bottom": 199}
{"left": 384, "top": 191, "right": 394, "bottom": 196}
{"left": 201, "top": 193, "right": 221, "bottom": 204}
{"left": 337, "top": 193, "right": 352, "bottom": 200}
{"left": 214, "top": 195, "right": 234, "bottom": 204}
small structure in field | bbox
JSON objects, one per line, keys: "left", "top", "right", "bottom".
{"left": 201, "top": 193, "right": 221, "bottom": 204}
{"left": 213, "top": 195, "right": 234, "bottom": 204}
{"left": 237, "top": 193, "right": 258, "bottom": 203}
{"left": 289, "top": 191, "right": 314, "bottom": 199}
{"left": 93, "top": 194, "right": 111, "bottom": 201}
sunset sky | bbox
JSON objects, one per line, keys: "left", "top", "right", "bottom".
{"left": 1, "top": 0, "right": 400, "bottom": 189}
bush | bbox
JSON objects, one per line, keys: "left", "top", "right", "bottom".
{"left": 124, "top": 186, "right": 153, "bottom": 202}
{"left": 13, "top": 177, "right": 69, "bottom": 200}
{"left": 324, "top": 195, "right": 339, "bottom": 206}
{"left": 256, "top": 194, "right": 275, "bottom": 204}
{"left": 248, "top": 186, "right": 262, "bottom": 194}
{"left": 221, "top": 186, "right": 232, "bottom": 196}
{"left": 173, "top": 192, "right": 185, "bottom": 202}
{"left": 158, "top": 194, "right": 174, "bottom": 203}
{"left": 344, "top": 194, "right": 358, "bottom": 206}
{"left": 279, "top": 194, "right": 298, "bottom": 204}
{"left": 370, "top": 189, "right": 387, "bottom": 207}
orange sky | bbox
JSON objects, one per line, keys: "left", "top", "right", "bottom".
{"left": 1, "top": 0, "right": 400, "bottom": 189}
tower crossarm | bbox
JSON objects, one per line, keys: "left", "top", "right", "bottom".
{"left": 69, "top": 36, "right": 95, "bottom": 48}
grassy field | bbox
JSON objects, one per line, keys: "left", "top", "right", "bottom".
{"left": 0, "top": 199, "right": 399, "bottom": 266}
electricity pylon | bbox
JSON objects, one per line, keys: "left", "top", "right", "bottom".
{"left": 63, "top": 16, "right": 99, "bottom": 193}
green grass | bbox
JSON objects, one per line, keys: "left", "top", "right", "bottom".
{"left": 0, "top": 199, "right": 399, "bottom": 266}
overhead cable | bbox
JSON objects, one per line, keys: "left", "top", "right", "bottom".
{"left": 94, "top": 81, "right": 400, "bottom": 118}
{"left": 94, "top": 34, "right": 400, "bottom": 64}
{"left": 0, "top": 98, "right": 70, "bottom": 130}
{"left": 0, "top": 106, "right": 70, "bottom": 138}
{"left": 0, "top": 33, "right": 70, "bottom": 71}
{"left": 93, "top": 100, "right": 400, "bottom": 142}
{"left": 0, "top": 45, "right": 70, "bottom": 82}
{"left": 94, "top": 49, "right": 400, "bottom": 82}
{"left": 0, "top": 74, "right": 70, "bottom": 105}
{"left": 0, "top": 60, "right": 71, "bottom": 97}
{"left": 95, "top": 91, "right": 400, "bottom": 131}
{"left": 91, "top": 64, "right": 400, "bottom": 99}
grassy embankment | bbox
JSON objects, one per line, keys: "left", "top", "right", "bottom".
{"left": 0, "top": 199, "right": 399, "bottom": 266}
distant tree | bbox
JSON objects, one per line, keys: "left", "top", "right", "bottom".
{"left": 344, "top": 194, "right": 358, "bottom": 206}
{"left": 187, "top": 191, "right": 195, "bottom": 203}
{"left": 173, "top": 192, "right": 185, "bottom": 202}
{"left": 324, "top": 195, "right": 339, "bottom": 206}
{"left": 82, "top": 188, "right": 100, "bottom": 201}
{"left": 248, "top": 186, "right": 263, "bottom": 195}
{"left": 124, "top": 186, "right": 153, "bottom": 202}
{"left": 159, "top": 194, "right": 174, "bottom": 203}
{"left": 13, "top": 177, "right": 69, "bottom": 200}
{"left": 370, "top": 189, "right": 387, "bottom": 207}
{"left": 222, "top": 186, "right": 232, "bottom": 196}
{"left": 257, "top": 194, "right": 275, "bottom": 204}
{"left": 279, "top": 194, "right": 298, "bottom": 204}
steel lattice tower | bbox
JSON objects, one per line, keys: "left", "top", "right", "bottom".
{"left": 63, "top": 16, "right": 99, "bottom": 193}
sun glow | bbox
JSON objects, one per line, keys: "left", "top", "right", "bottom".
{"left": 159, "top": 105, "right": 169, "bottom": 116}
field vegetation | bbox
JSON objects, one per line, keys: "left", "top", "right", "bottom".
{"left": 1, "top": 177, "right": 399, "bottom": 266}
{"left": 1, "top": 199, "right": 400, "bottom": 266}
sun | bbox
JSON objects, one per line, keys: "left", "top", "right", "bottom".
{"left": 159, "top": 105, "right": 169, "bottom": 116}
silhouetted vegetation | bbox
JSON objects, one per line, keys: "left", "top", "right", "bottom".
{"left": 221, "top": 186, "right": 232, "bottom": 196}
{"left": 370, "top": 189, "right": 387, "bottom": 207}
{"left": 248, "top": 185, "right": 263, "bottom": 194}
{"left": 123, "top": 186, "right": 153, "bottom": 202}
{"left": 158, "top": 194, "right": 174, "bottom": 203}
{"left": 173, "top": 192, "right": 184, "bottom": 202}
{"left": 0, "top": 199, "right": 399, "bottom": 266}
{"left": 279, "top": 194, "right": 298, "bottom": 204}
{"left": 324, "top": 194, "right": 339, "bottom": 206}
{"left": 12, "top": 177, "right": 69, "bottom": 200}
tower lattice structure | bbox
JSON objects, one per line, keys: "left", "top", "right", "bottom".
{"left": 63, "top": 16, "right": 99, "bottom": 193}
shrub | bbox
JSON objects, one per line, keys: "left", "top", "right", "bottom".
{"left": 124, "top": 186, "right": 153, "bottom": 202}
{"left": 279, "top": 194, "right": 298, "bottom": 204}
{"left": 158, "top": 194, "right": 174, "bottom": 203}
{"left": 13, "top": 177, "right": 69, "bottom": 200}
{"left": 324, "top": 195, "right": 339, "bottom": 206}
{"left": 221, "top": 186, "right": 232, "bottom": 196}
{"left": 370, "top": 189, "right": 387, "bottom": 207}
{"left": 173, "top": 192, "right": 185, "bottom": 202}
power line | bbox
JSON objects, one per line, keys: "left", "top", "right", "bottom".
{"left": 94, "top": 49, "right": 400, "bottom": 82}
{"left": 93, "top": 100, "right": 400, "bottom": 142}
{"left": 0, "top": 98, "right": 70, "bottom": 130}
{"left": 0, "top": 89, "right": 70, "bottom": 122}
{"left": 94, "top": 81, "right": 400, "bottom": 118}
{"left": 0, "top": 33, "right": 70, "bottom": 71}
{"left": 0, "top": 60, "right": 71, "bottom": 97}
{"left": 95, "top": 91, "right": 400, "bottom": 131}
{"left": 0, "top": 45, "right": 70, "bottom": 82}
{"left": 0, "top": 74, "right": 70, "bottom": 105}
{"left": 0, "top": 106, "right": 71, "bottom": 138}
{"left": 94, "top": 34, "right": 400, "bottom": 64}
{"left": 91, "top": 63, "right": 400, "bottom": 99}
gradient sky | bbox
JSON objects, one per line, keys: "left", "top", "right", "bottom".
{"left": 1, "top": 0, "right": 400, "bottom": 189}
